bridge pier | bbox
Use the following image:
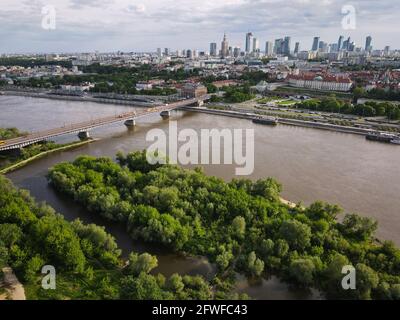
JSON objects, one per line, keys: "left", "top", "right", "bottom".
{"left": 78, "top": 131, "right": 90, "bottom": 140}
{"left": 124, "top": 119, "right": 136, "bottom": 127}
{"left": 160, "top": 110, "right": 171, "bottom": 118}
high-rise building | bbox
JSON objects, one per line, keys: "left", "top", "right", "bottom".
{"left": 210, "top": 43, "right": 217, "bottom": 56}
{"left": 233, "top": 47, "right": 241, "bottom": 58}
{"left": 253, "top": 37, "right": 259, "bottom": 53}
{"left": 283, "top": 36, "right": 291, "bottom": 55}
{"left": 312, "top": 37, "right": 320, "bottom": 51}
{"left": 318, "top": 41, "right": 328, "bottom": 53}
{"left": 156, "top": 48, "right": 162, "bottom": 57}
{"left": 221, "top": 33, "right": 229, "bottom": 58}
{"left": 274, "top": 38, "right": 284, "bottom": 54}
{"left": 365, "top": 36, "right": 372, "bottom": 52}
{"left": 265, "top": 41, "right": 273, "bottom": 56}
{"left": 186, "top": 49, "right": 193, "bottom": 59}
{"left": 164, "top": 48, "right": 170, "bottom": 56}
{"left": 338, "top": 36, "right": 344, "bottom": 51}
{"left": 294, "top": 42, "right": 300, "bottom": 54}
{"left": 384, "top": 46, "right": 391, "bottom": 56}
{"left": 245, "top": 32, "right": 253, "bottom": 53}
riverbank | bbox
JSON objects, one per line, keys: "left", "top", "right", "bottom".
{"left": 0, "top": 267, "right": 26, "bottom": 300}
{"left": 0, "top": 139, "right": 96, "bottom": 174}
{"left": 1, "top": 90, "right": 160, "bottom": 107}
{"left": 182, "top": 106, "right": 375, "bottom": 136}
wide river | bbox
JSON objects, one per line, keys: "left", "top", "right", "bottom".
{"left": 1, "top": 95, "right": 399, "bottom": 299}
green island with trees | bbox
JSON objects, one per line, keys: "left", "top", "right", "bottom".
{"left": 0, "top": 174, "right": 226, "bottom": 300}
{"left": 45, "top": 151, "right": 400, "bottom": 300}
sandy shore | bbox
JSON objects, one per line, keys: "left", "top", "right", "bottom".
{"left": 0, "top": 267, "right": 26, "bottom": 300}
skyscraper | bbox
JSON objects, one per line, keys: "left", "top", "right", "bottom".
{"left": 253, "top": 37, "right": 259, "bottom": 53}
{"left": 221, "top": 33, "right": 229, "bottom": 58}
{"left": 156, "top": 48, "right": 162, "bottom": 57}
{"left": 274, "top": 38, "right": 284, "bottom": 54}
{"left": 245, "top": 32, "right": 253, "bottom": 53}
{"left": 210, "top": 43, "right": 217, "bottom": 56}
{"left": 338, "top": 36, "right": 344, "bottom": 51}
{"left": 265, "top": 41, "right": 273, "bottom": 56}
{"left": 365, "top": 36, "right": 372, "bottom": 52}
{"left": 283, "top": 36, "right": 291, "bottom": 55}
{"left": 233, "top": 47, "right": 241, "bottom": 58}
{"left": 294, "top": 42, "right": 300, "bottom": 54}
{"left": 312, "top": 37, "right": 320, "bottom": 51}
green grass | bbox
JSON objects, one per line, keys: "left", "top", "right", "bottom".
{"left": 257, "top": 96, "right": 281, "bottom": 103}
{"left": 276, "top": 100, "right": 296, "bottom": 106}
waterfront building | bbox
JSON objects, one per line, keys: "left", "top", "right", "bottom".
{"left": 287, "top": 72, "right": 353, "bottom": 92}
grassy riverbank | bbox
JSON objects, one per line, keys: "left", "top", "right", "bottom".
{"left": 0, "top": 140, "right": 95, "bottom": 174}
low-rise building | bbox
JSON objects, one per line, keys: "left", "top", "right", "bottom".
{"left": 181, "top": 83, "right": 208, "bottom": 98}
{"left": 287, "top": 73, "right": 353, "bottom": 92}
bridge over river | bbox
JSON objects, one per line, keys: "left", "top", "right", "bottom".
{"left": 0, "top": 96, "right": 207, "bottom": 151}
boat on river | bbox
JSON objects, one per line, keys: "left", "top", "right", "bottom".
{"left": 366, "top": 132, "right": 399, "bottom": 144}
{"left": 252, "top": 116, "right": 278, "bottom": 126}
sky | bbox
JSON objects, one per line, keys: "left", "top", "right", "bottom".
{"left": 0, "top": 0, "right": 399, "bottom": 54}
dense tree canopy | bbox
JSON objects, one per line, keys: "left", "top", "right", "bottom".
{"left": 47, "top": 151, "right": 400, "bottom": 300}
{"left": 0, "top": 175, "right": 213, "bottom": 300}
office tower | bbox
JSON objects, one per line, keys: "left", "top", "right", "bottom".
{"left": 221, "top": 33, "right": 229, "bottom": 58}
{"left": 312, "top": 37, "right": 320, "bottom": 51}
{"left": 294, "top": 42, "right": 300, "bottom": 54}
{"left": 338, "top": 36, "right": 344, "bottom": 51}
{"left": 233, "top": 47, "right": 241, "bottom": 58}
{"left": 245, "top": 32, "right": 253, "bottom": 53}
{"left": 342, "top": 37, "right": 351, "bottom": 51}
{"left": 330, "top": 43, "right": 338, "bottom": 53}
{"left": 253, "top": 37, "right": 259, "bottom": 52}
{"left": 274, "top": 38, "right": 284, "bottom": 54}
{"left": 319, "top": 41, "right": 328, "bottom": 53}
{"left": 164, "top": 48, "right": 170, "bottom": 56}
{"left": 365, "top": 36, "right": 372, "bottom": 52}
{"left": 348, "top": 41, "right": 355, "bottom": 52}
{"left": 265, "top": 41, "right": 273, "bottom": 56}
{"left": 186, "top": 49, "right": 193, "bottom": 59}
{"left": 210, "top": 43, "right": 217, "bottom": 56}
{"left": 384, "top": 46, "right": 390, "bottom": 56}
{"left": 156, "top": 48, "right": 162, "bottom": 57}
{"left": 283, "top": 36, "right": 291, "bottom": 55}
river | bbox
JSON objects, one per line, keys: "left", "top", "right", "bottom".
{"left": 1, "top": 95, "right": 399, "bottom": 299}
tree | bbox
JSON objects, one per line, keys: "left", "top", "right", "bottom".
{"left": 353, "top": 87, "right": 366, "bottom": 103}
{"left": 127, "top": 253, "right": 158, "bottom": 276}
{"left": 246, "top": 251, "right": 264, "bottom": 276}
{"left": 166, "top": 273, "right": 185, "bottom": 293}
{"left": 289, "top": 258, "right": 315, "bottom": 286}
{"left": 341, "top": 214, "right": 378, "bottom": 241}
{"left": 278, "top": 220, "right": 312, "bottom": 251}
{"left": 120, "top": 273, "right": 164, "bottom": 300}
{"left": 356, "top": 263, "right": 379, "bottom": 299}
{"left": 0, "top": 224, "right": 23, "bottom": 247}
{"left": 232, "top": 216, "right": 246, "bottom": 238}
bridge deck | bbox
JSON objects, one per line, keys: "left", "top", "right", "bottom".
{"left": 0, "top": 97, "right": 204, "bottom": 151}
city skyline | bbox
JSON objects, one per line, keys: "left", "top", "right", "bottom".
{"left": 1, "top": 0, "right": 400, "bottom": 54}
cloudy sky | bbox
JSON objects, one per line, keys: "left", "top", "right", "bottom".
{"left": 1, "top": 0, "right": 399, "bottom": 53}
